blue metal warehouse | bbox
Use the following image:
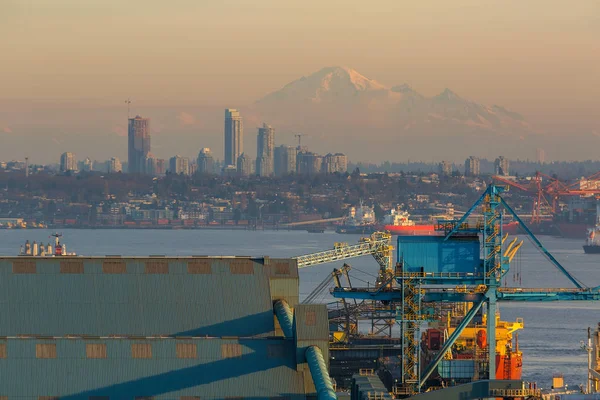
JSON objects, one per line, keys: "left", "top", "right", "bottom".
{"left": 0, "top": 256, "right": 335, "bottom": 399}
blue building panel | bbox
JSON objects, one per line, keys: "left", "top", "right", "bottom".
{"left": 438, "top": 359, "right": 476, "bottom": 379}
{"left": 397, "top": 236, "right": 481, "bottom": 274}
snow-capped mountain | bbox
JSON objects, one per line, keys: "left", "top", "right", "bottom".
{"left": 257, "top": 66, "right": 388, "bottom": 105}
{"left": 249, "top": 66, "right": 540, "bottom": 160}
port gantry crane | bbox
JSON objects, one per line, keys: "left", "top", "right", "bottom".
{"left": 295, "top": 232, "right": 397, "bottom": 336}
{"left": 327, "top": 184, "right": 600, "bottom": 397}
{"left": 295, "top": 231, "right": 395, "bottom": 288}
{"left": 493, "top": 171, "right": 600, "bottom": 224}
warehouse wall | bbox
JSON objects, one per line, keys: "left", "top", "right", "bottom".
{"left": 0, "top": 337, "right": 306, "bottom": 399}
{"left": 0, "top": 257, "right": 299, "bottom": 337}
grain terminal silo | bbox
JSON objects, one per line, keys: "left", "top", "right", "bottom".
{"left": 0, "top": 256, "right": 335, "bottom": 399}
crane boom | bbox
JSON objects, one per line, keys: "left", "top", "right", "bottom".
{"left": 294, "top": 232, "right": 393, "bottom": 270}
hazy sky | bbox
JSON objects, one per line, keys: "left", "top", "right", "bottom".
{"left": 1, "top": 0, "right": 599, "bottom": 162}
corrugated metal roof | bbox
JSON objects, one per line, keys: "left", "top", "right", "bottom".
{"left": 0, "top": 258, "right": 299, "bottom": 337}
{"left": 0, "top": 337, "right": 307, "bottom": 399}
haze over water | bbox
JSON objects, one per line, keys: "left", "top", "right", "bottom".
{"left": 1, "top": 228, "right": 598, "bottom": 388}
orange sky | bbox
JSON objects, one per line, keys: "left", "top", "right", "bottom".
{"left": 1, "top": 0, "right": 599, "bottom": 162}
{"left": 2, "top": 1, "right": 598, "bottom": 113}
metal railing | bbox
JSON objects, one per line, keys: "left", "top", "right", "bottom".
{"left": 489, "top": 388, "right": 542, "bottom": 398}
{"left": 294, "top": 239, "right": 389, "bottom": 268}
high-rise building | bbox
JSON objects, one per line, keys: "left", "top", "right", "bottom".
{"left": 536, "top": 148, "right": 545, "bottom": 164}
{"left": 82, "top": 157, "right": 93, "bottom": 172}
{"left": 296, "top": 151, "right": 322, "bottom": 175}
{"left": 108, "top": 157, "right": 122, "bottom": 173}
{"left": 438, "top": 161, "right": 452, "bottom": 176}
{"left": 155, "top": 159, "right": 166, "bottom": 175}
{"left": 256, "top": 123, "right": 274, "bottom": 177}
{"left": 128, "top": 115, "right": 151, "bottom": 174}
{"left": 145, "top": 154, "right": 157, "bottom": 176}
{"left": 323, "top": 153, "right": 348, "bottom": 174}
{"left": 464, "top": 156, "right": 480, "bottom": 177}
{"left": 60, "top": 152, "right": 77, "bottom": 173}
{"left": 169, "top": 155, "right": 190, "bottom": 175}
{"left": 197, "top": 148, "right": 215, "bottom": 175}
{"left": 494, "top": 156, "right": 510, "bottom": 176}
{"left": 224, "top": 109, "right": 243, "bottom": 167}
{"left": 237, "top": 153, "right": 252, "bottom": 177}
{"left": 274, "top": 146, "right": 297, "bottom": 176}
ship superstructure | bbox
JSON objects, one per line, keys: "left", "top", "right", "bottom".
{"left": 336, "top": 202, "right": 377, "bottom": 234}
{"left": 381, "top": 206, "right": 437, "bottom": 236}
{"left": 19, "top": 233, "right": 76, "bottom": 256}
{"left": 584, "top": 225, "right": 600, "bottom": 253}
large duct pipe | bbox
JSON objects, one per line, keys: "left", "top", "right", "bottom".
{"left": 273, "top": 299, "right": 294, "bottom": 338}
{"left": 306, "top": 346, "right": 337, "bottom": 400}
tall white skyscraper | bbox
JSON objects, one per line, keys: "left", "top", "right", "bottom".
{"left": 256, "top": 123, "right": 274, "bottom": 177}
{"left": 128, "top": 115, "right": 151, "bottom": 174}
{"left": 465, "top": 156, "right": 480, "bottom": 177}
{"left": 60, "top": 152, "right": 77, "bottom": 173}
{"left": 224, "top": 109, "right": 243, "bottom": 167}
{"left": 169, "top": 155, "right": 190, "bottom": 175}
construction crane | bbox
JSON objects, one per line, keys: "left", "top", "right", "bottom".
{"left": 125, "top": 98, "right": 132, "bottom": 119}
{"left": 294, "top": 133, "right": 305, "bottom": 148}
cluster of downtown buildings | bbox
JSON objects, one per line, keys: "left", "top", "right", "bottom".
{"left": 59, "top": 109, "right": 348, "bottom": 177}
{"left": 438, "top": 156, "right": 510, "bottom": 177}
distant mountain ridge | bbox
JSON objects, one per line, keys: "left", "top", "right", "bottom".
{"left": 250, "top": 66, "right": 539, "bottom": 160}
{"left": 255, "top": 66, "right": 532, "bottom": 132}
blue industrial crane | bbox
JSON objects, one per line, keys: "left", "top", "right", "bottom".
{"left": 331, "top": 184, "right": 600, "bottom": 395}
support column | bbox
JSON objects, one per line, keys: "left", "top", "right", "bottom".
{"left": 487, "top": 289, "right": 497, "bottom": 379}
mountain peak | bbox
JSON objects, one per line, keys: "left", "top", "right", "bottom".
{"left": 256, "top": 66, "right": 387, "bottom": 105}
{"left": 313, "top": 66, "right": 386, "bottom": 91}
{"left": 435, "top": 88, "right": 461, "bottom": 101}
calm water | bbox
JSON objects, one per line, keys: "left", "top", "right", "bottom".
{"left": 1, "top": 229, "right": 598, "bottom": 389}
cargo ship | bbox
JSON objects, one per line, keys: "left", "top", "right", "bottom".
{"left": 583, "top": 226, "right": 600, "bottom": 254}
{"left": 336, "top": 202, "right": 377, "bottom": 234}
{"left": 381, "top": 206, "right": 520, "bottom": 236}
{"left": 421, "top": 311, "right": 523, "bottom": 383}
{"left": 18, "top": 233, "right": 76, "bottom": 256}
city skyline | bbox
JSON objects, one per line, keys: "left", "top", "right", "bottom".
{"left": 1, "top": 1, "right": 598, "bottom": 163}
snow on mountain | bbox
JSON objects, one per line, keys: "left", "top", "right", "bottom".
{"left": 250, "top": 66, "right": 539, "bottom": 160}
{"left": 257, "top": 66, "right": 388, "bottom": 105}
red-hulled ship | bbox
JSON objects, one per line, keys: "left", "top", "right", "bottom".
{"left": 381, "top": 206, "right": 520, "bottom": 236}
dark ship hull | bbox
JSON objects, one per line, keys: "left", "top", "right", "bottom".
{"left": 583, "top": 245, "right": 600, "bottom": 254}
{"left": 336, "top": 225, "right": 377, "bottom": 235}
